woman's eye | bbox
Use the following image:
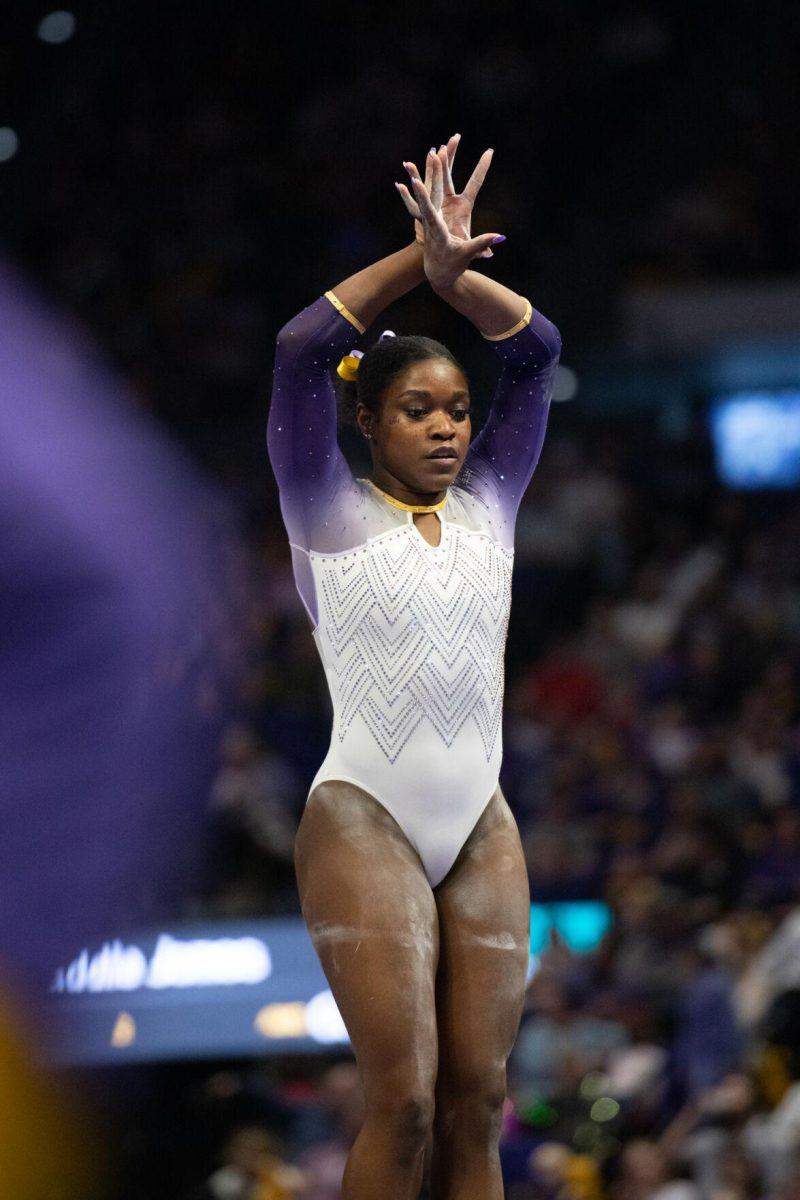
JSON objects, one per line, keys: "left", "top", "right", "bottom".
{"left": 404, "top": 407, "right": 470, "bottom": 421}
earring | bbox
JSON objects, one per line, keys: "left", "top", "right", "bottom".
{"left": 363, "top": 431, "right": 372, "bottom": 440}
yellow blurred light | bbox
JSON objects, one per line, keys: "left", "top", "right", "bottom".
{"left": 254, "top": 1002, "right": 307, "bottom": 1038}
{"left": 110, "top": 1011, "right": 136, "bottom": 1048}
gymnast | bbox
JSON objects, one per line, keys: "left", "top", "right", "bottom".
{"left": 267, "top": 136, "right": 561, "bottom": 1199}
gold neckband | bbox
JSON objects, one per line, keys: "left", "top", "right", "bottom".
{"left": 366, "top": 479, "right": 447, "bottom": 514}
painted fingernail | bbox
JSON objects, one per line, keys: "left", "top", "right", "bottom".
{"left": 429, "top": 147, "right": 436, "bottom": 155}
{"left": 492, "top": 235, "right": 507, "bottom": 244}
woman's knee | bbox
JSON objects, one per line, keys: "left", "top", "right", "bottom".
{"left": 367, "top": 1076, "right": 436, "bottom": 1161}
{"left": 437, "top": 1061, "right": 507, "bottom": 1137}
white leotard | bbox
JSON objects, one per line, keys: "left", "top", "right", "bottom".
{"left": 268, "top": 291, "right": 560, "bottom": 885}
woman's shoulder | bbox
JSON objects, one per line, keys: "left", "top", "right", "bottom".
{"left": 301, "top": 477, "right": 402, "bottom": 555}
{"left": 447, "top": 484, "right": 514, "bottom": 553}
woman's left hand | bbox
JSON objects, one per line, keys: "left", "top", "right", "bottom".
{"left": 398, "top": 150, "right": 503, "bottom": 293}
{"left": 397, "top": 135, "right": 494, "bottom": 250}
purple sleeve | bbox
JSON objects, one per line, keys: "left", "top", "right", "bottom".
{"left": 460, "top": 307, "right": 561, "bottom": 533}
{"left": 267, "top": 295, "right": 360, "bottom": 550}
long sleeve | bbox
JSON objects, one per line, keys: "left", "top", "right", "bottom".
{"left": 267, "top": 292, "right": 366, "bottom": 625}
{"left": 267, "top": 292, "right": 363, "bottom": 550}
{"left": 459, "top": 303, "right": 561, "bottom": 546}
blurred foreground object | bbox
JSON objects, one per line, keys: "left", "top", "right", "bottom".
{"left": 0, "top": 255, "right": 245, "bottom": 992}
{"left": 0, "top": 991, "right": 97, "bottom": 1199}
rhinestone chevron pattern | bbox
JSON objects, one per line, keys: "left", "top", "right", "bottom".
{"left": 313, "top": 525, "right": 513, "bottom": 764}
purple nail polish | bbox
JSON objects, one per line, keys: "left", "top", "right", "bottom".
{"left": 492, "top": 235, "right": 507, "bottom": 244}
{"left": 429, "top": 147, "right": 436, "bottom": 155}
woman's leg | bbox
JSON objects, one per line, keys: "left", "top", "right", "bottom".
{"left": 430, "top": 789, "right": 531, "bottom": 1200}
{"left": 295, "top": 781, "right": 440, "bottom": 1200}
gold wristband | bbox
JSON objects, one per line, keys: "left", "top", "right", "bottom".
{"left": 324, "top": 290, "right": 366, "bottom": 335}
{"left": 482, "top": 299, "right": 533, "bottom": 341}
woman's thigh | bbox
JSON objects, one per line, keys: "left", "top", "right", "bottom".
{"left": 295, "top": 781, "right": 440, "bottom": 1100}
{"left": 433, "top": 788, "right": 531, "bottom": 1096}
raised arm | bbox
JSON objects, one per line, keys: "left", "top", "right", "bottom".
{"left": 402, "top": 149, "right": 561, "bottom": 534}
{"left": 462, "top": 294, "right": 560, "bottom": 528}
{"left": 267, "top": 243, "right": 425, "bottom": 550}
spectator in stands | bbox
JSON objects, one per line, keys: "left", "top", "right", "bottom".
{"left": 511, "top": 972, "right": 628, "bottom": 1113}
{"left": 293, "top": 1063, "right": 364, "bottom": 1200}
{"left": 208, "top": 723, "right": 300, "bottom": 913}
{"left": 192, "top": 1123, "right": 303, "bottom": 1200}
{"left": 610, "top": 1138, "right": 700, "bottom": 1200}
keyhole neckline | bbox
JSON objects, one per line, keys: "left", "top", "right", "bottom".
{"left": 409, "top": 508, "right": 444, "bottom": 548}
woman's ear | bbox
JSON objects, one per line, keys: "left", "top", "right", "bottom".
{"left": 355, "top": 403, "right": 373, "bottom": 441}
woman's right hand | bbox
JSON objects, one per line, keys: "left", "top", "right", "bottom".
{"left": 400, "top": 151, "right": 503, "bottom": 293}
{"left": 397, "top": 135, "right": 495, "bottom": 254}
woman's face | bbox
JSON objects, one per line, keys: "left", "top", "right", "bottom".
{"left": 359, "top": 357, "right": 471, "bottom": 495}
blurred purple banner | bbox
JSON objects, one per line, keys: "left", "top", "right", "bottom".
{"left": 0, "top": 257, "right": 245, "bottom": 991}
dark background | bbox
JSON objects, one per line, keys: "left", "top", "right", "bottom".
{"left": 3, "top": 1, "right": 799, "bottom": 464}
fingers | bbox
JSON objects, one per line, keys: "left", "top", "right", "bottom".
{"left": 410, "top": 174, "right": 438, "bottom": 221}
{"left": 446, "top": 133, "right": 460, "bottom": 173}
{"left": 401, "top": 159, "right": 427, "bottom": 220}
{"left": 429, "top": 150, "right": 444, "bottom": 210}
{"left": 394, "top": 181, "right": 421, "bottom": 220}
{"left": 406, "top": 154, "right": 443, "bottom": 214}
{"left": 462, "top": 148, "right": 494, "bottom": 204}
{"left": 439, "top": 140, "right": 456, "bottom": 197}
{"left": 406, "top": 143, "right": 454, "bottom": 199}
{"left": 410, "top": 177, "right": 448, "bottom": 238}
{"left": 467, "top": 232, "right": 504, "bottom": 260}
{"left": 423, "top": 150, "right": 433, "bottom": 193}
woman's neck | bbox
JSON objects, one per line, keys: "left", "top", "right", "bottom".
{"left": 369, "top": 466, "right": 447, "bottom": 509}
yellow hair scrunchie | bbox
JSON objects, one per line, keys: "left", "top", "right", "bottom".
{"left": 336, "top": 354, "right": 361, "bottom": 382}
